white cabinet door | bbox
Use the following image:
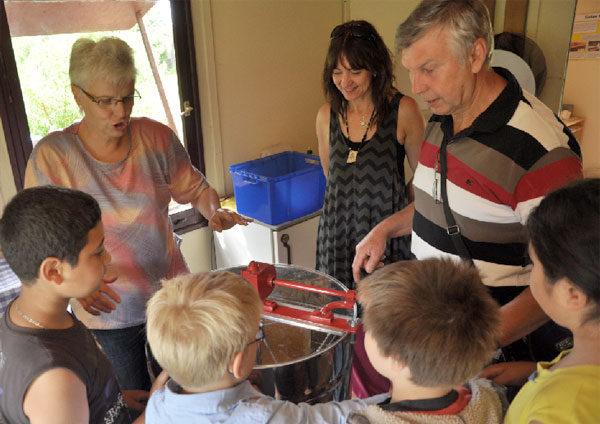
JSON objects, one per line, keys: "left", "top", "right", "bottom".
{"left": 213, "top": 214, "right": 320, "bottom": 270}
{"left": 213, "top": 222, "right": 273, "bottom": 269}
{"left": 272, "top": 215, "right": 320, "bottom": 269}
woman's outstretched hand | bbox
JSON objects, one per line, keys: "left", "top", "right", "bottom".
{"left": 209, "top": 208, "right": 253, "bottom": 232}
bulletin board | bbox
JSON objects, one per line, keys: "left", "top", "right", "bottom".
{"left": 569, "top": 13, "right": 600, "bottom": 60}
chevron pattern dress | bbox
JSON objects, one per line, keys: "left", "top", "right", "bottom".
{"left": 316, "top": 92, "right": 412, "bottom": 289}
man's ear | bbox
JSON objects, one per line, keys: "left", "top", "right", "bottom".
{"left": 229, "top": 351, "right": 245, "bottom": 380}
{"left": 39, "top": 257, "right": 64, "bottom": 285}
{"left": 469, "top": 37, "right": 487, "bottom": 73}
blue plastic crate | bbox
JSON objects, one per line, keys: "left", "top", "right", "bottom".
{"left": 229, "top": 151, "right": 326, "bottom": 225}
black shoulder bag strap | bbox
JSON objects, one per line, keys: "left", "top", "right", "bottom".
{"left": 439, "top": 139, "right": 474, "bottom": 266}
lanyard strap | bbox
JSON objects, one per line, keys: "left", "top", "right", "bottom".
{"left": 439, "top": 139, "right": 474, "bottom": 265}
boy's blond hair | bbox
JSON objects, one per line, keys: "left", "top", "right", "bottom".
{"left": 146, "top": 271, "right": 263, "bottom": 389}
{"left": 358, "top": 258, "right": 501, "bottom": 387}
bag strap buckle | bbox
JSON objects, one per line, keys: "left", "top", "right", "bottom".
{"left": 447, "top": 225, "right": 461, "bottom": 236}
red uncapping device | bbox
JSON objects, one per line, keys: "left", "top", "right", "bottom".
{"left": 240, "top": 261, "right": 358, "bottom": 334}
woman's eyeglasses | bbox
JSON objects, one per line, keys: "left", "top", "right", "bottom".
{"left": 76, "top": 85, "right": 141, "bottom": 108}
{"left": 330, "top": 23, "right": 376, "bottom": 42}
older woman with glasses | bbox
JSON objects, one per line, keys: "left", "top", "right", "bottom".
{"left": 315, "top": 20, "right": 424, "bottom": 398}
{"left": 24, "top": 37, "right": 249, "bottom": 413}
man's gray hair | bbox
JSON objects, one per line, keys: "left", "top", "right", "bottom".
{"left": 395, "top": 0, "right": 494, "bottom": 67}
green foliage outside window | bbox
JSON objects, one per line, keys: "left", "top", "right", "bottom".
{"left": 11, "top": 1, "right": 180, "bottom": 141}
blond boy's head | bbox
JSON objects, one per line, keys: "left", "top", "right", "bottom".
{"left": 146, "top": 271, "right": 263, "bottom": 389}
{"left": 358, "top": 258, "right": 501, "bottom": 387}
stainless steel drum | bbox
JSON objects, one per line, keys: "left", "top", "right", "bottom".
{"left": 222, "top": 263, "right": 358, "bottom": 404}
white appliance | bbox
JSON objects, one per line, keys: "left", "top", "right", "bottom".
{"left": 214, "top": 211, "right": 321, "bottom": 269}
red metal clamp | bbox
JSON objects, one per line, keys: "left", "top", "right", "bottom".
{"left": 240, "top": 261, "right": 358, "bottom": 333}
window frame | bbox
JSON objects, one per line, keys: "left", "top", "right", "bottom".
{"left": 0, "top": 0, "right": 207, "bottom": 233}
{"left": 0, "top": 0, "right": 31, "bottom": 192}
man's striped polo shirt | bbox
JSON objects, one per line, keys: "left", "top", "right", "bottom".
{"left": 411, "top": 67, "right": 583, "bottom": 287}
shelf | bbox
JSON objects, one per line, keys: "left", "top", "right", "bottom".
{"left": 563, "top": 116, "right": 585, "bottom": 144}
{"left": 563, "top": 116, "right": 584, "bottom": 127}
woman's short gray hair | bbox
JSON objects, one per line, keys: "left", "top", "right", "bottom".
{"left": 395, "top": 0, "right": 494, "bottom": 67}
{"left": 69, "top": 37, "right": 136, "bottom": 89}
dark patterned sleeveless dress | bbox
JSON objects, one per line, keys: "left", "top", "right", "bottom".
{"left": 316, "top": 92, "right": 412, "bottom": 289}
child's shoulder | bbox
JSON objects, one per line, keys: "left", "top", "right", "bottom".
{"left": 0, "top": 312, "right": 89, "bottom": 364}
{"left": 517, "top": 364, "right": 600, "bottom": 424}
{"left": 465, "top": 377, "right": 508, "bottom": 420}
{"left": 0, "top": 312, "right": 71, "bottom": 416}
{"left": 347, "top": 379, "right": 506, "bottom": 424}
{"left": 533, "top": 362, "right": 600, "bottom": 399}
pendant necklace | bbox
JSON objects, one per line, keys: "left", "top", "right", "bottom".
{"left": 14, "top": 301, "right": 47, "bottom": 329}
{"left": 345, "top": 107, "right": 375, "bottom": 164}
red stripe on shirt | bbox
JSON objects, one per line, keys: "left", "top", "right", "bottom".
{"left": 419, "top": 141, "right": 439, "bottom": 168}
{"left": 514, "top": 157, "right": 583, "bottom": 205}
{"left": 420, "top": 142, "right": 513, "bottom": 206}
{"left": 419, "top": 142, "right": 582, "bottom": 210}
{"left": 446, "top": 152, "right": 512, "bottom": 206}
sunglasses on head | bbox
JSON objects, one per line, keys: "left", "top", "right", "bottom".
{"left": 330, "top": 23, "right": 376, "bottom": 42}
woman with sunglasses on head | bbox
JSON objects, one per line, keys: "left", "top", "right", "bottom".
{"left": 481, "top": 178, "right": 600, "bottom": 423}
{"left": 316, "top": 21, "right": 424, "bottom": 398}
{"left": 23, "top": 37, "right": 250, "bottom": 417}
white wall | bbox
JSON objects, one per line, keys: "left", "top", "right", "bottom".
{"left": 180, "top": 226, "right": 213, "bottom": 273}
{"left": 349, "top": 0, "right": 423, "bottom": 111}
{"left": 188, "top": 0, "right": 344, "bottom": 272}
{"left": 525, "top": 0, "right": 577, "bottom": 113}
{"left": 563, "top": 0, "right": 600, "bottom": 175}
{"left": 193, "top": 0, "right": 341, "bottom": 197}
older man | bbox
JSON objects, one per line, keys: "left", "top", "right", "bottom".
{"left": 353, "top": 0, "right": 582, "bottom": 358}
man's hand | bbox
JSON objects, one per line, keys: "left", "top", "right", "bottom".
{"left": 77, "top": 271, "right": 121, "bottom": 315}
{"left": 352, "top": 227, "right": 387, "bottom": 282}
{"left": 209, "top": 208, "right": 252, "bottom": 232}
{"left": 352, "top": 205, "right": 415, "bottom": 282}
{"left": 499, "top": 287, "right": 549, "bottom": 347}
{"left": 479, "top": 361, "right": 536, "bottom": 387}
